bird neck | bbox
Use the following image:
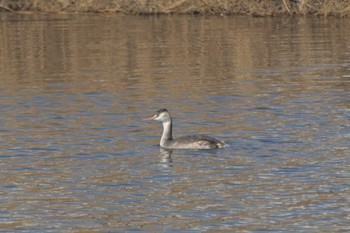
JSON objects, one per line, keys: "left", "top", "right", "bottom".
{"left": 161, "top": 120, "right": 173, "bottom": 144}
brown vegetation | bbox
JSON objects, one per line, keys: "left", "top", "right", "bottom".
{"left": 0, "top": 0, "right": 349, "bottom": 17}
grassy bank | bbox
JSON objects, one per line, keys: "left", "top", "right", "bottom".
{"left": 1, "top": 0, "right": 349, "bottom": 17}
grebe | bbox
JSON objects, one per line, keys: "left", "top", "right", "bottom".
{"left": 145, "top": 109, "right": 227, "bottom": 149}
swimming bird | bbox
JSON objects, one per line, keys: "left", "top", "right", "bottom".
{"left": 145, "top": 109, "right": 227, "bottom": 149}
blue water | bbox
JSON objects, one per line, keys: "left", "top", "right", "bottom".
{"left": 0, "top": 14, "right": 349, "bottom": 232}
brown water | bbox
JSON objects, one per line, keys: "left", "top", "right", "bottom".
{"left": 0, "top": 13, "right": 349, "bottom": 232}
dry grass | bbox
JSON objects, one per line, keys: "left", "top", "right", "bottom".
{"left": 0, "top": 0, "right": 349, "bottom": 16}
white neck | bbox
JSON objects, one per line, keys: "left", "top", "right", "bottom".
{"left": 160, "top": 120, "right": 173, "bottom": 146}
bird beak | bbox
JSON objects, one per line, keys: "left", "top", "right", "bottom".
{"left": 143, "top": 115, "right": 156, "bottom": 121}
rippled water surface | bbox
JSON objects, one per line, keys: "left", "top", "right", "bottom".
{"left": 0, "top": 14, "right": 349, "bottom": 232}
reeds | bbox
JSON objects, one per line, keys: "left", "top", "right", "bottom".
{"left": 1, "top": 0, "right": 349, "bottom": 17}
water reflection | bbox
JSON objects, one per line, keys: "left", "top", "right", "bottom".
{"left": 159, "top": 148, "right": 173, "bottom": 165}
{"left": 0, "top": 14, "right": 349, "bottom": 232}
{"left": 1, "top": 15, "right": 349, "bottom": 98}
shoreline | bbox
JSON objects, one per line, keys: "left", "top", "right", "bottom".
{"left": 1, "top": 0, "right": 349, "bottom": 17}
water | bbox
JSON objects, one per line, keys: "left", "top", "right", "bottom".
{"left": 0, "top": 14, "right": 349, "bottom": 232}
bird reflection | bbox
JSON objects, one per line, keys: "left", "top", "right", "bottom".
{"left": 159, "top": 148, "right": 173, "bottom": 165}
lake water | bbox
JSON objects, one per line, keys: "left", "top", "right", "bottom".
{"left": 0, "top": 13, "right": 349, "bottom": 232}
